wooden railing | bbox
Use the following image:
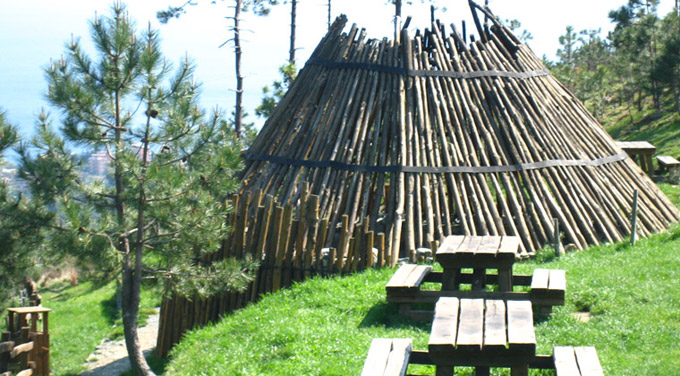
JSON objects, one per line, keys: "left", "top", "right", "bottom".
{"left": 1, "top": 307, "right": 50, "bottom": 376}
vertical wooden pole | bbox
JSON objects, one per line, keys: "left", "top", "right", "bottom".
{"left": 553, "top": 218, "right": 561, "bottom": 257}
{"left": 0, "top": 332, "right": 10, "bottom": 373}
{"left": 631, "top": 190, "right": 639, "bottom": 245}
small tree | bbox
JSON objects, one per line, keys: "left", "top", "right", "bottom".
{"left": 0, "top": 111, "right": 53, "bottom": 309}
{"left": 18, "top": 4, "right": 254, "bottom": 375}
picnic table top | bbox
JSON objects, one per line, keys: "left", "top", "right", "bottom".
{"left": 436, "top": 235, "right": 520, "bottom": 267}
{"left": 7, "top": 307, "right": 51, "bottom": 314}
{"left": 616, "top": 141, "right": 656, "bottom": 153}
{"left": 428, "top": 297, "right": 536, "bottom": 367}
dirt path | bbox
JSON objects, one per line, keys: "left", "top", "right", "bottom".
{"left": 80, "top": 309, "right": 159, "bottom": 376}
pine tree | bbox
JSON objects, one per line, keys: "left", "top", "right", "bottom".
{"left": 0, "top": 111, "right": 53, "bottom": 309}
{"left": 17, "top": 5, "right": 254, "bottom": 375}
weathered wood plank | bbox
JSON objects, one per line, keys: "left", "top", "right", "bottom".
{"left": 574, "top": 347, "right": 604, "bottom": 376}
{"left": 456, "top": 299, "right": 484, "bottom": 349}
{"left": 548, "top": 269, "right": 567, "bottom": 292}
{"left": 10, "top": 341, "right": 33, "bottom": 359}
{"left": 384, "top": 339, "right": 412, "bottom": 376}
{"left": 361, "top": 338, "right": 392, "bottom": 376}
{"left": 386, "top": 264, "right": 418, "bottom": 289}
{"left": 553, "top": 346, "right": 581, "bottom": 376}
{"left": 437, "top": 235, "right": 465, "bottom": 255}
{"left": 483, "top": 299, "right": 506, "bottom": 348}
{"left": 506, "top": 300, "right": 535, "bottom": 351}
{"left": 530, "top": 269, "right": 550, "bottom": 291}
{"left": 476, "top": 236, "right": 502, "bottom": 256}
{"left": 429, "top": 297, "right": 459, "bottom": 352}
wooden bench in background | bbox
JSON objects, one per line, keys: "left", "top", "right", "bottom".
{"left": 360, "top": 338, "right": 412, "bottom": 376}
{"left": 386, "top": 265, "right": 566, "bottom": 320}
{"left": 553, "top": 346, "right": 605, "bottom": 376}
{"left": 657, "top": 155, "right": 680, "bottom": 180}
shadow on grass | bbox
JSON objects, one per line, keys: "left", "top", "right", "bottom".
{"left": 359, "top": 302, "right": 431, "bottom": 331}
{"left": 100, "top": 291, "right": 120, "bottom": 326}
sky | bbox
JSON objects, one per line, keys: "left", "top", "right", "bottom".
{"left": 0, "top": 0, "right": 676, "bottom": 141}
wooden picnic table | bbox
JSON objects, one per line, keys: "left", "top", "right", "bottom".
{"left": 436, "top": 235, "right": 520, "bottom": 292}
{"left": 616, "top": 141, "right": 656, "bottom": 175}
{"left": 428, "top": 297, "right": 536, "bottom": 376}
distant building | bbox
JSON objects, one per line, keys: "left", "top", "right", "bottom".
{"left": 87, "top": 150, "right": 111, "bottom": 177}
{"left": 1, "top": 167, "right": 29, "bottom": 194}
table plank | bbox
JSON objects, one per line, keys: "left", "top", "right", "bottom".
{"left": 429, "top": 297, "right": 460, "bottom": 352}
{"left": 437, "top": 235, "right": 466, "bottom": 255}
{"left": 476, "top": 236, "right": 502, "bottom": 256}
{"left": 456, "top": 299, "right": 484, "bottom": 349}
{"left": 506, "top": 300, "right": 535, "bottom": 351}
{"left": 462, "top": 237, "right": 483, "bottom": 254}
{"left": 483, "top": 300, "right": 506, "bottom": 348}
{"left": 498, "top": 236, "right": 520, "bottom": 257}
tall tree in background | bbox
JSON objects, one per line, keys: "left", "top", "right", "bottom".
{"left": 18, "top": 5, "right": 253, "bottom": 375}
{"left": 158, "top": 0, "right": 277, "bottom": 138}
{"left": 0, "top": 111, "right": 53, "bottom": 309}
{"left": 609, "top": 0, "right": 661, "bottom": 111}
{"left": 652, "top": 11, "right": 680, "bottom": 112}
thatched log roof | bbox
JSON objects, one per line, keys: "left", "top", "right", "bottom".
{"left": 239, "top": 4, "right": 680, "bottom": 259}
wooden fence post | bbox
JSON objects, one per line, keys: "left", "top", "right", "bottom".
{"left": 631, "top": 190, "right": 639, "bottom": 246}
{"left": 0, "top": 332, "right": 10, "bottom": 372}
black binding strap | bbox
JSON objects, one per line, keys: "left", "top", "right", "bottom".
{"left": 245, "top": 151, "right": 628, "bottom": 174}
{"left": 306, "top": 57, "right": 550, "bottom": 80}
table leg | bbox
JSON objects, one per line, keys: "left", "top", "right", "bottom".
{"left": 475, "top": 366, "right": 490, "bottom": 376}
{"left": 511, "top": 365, "right": 528, "bottom": 376}
{"left": 441, "top": 269, "right": 460, "bottom": 291}
{"left": 645, "top": 155, "right": 654, "bottom": 175}
{"left": 498, "top": 267, "right": 512, "bottom": 292}
{"left": 436, "top": 365, "right": 454, "bottom": 376}
{"left": 472, "top": 268, "right": 485, "bottom": 290}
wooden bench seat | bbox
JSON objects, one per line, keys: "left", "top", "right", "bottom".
{"left": 554, "top": 346, "right": 604, "bottom": 376}
{"left": 386, "top": 265, "right": 566, "bottom": 319}
{"left": 530, "top": 269, "right": 566, "bottom": 314}
{"left": 385, "top": 264, "right": 432, "bottom": 293}
{"left": 361, "top": 338, "right": 412, "bottom": 376}
{"left": 657, "top": 155, "right": 680, "bottom": 179}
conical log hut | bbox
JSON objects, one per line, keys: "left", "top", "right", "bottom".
{"left": 157, "top": 3, "right": 680, "bottom": 356}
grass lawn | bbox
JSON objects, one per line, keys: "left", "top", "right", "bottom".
{"left": 40, "top": 280, "right": 161, "bottom": 376}
{"left": 41, "top": 281, "right": 118, "bottom": 376}
{"left": 166, "top": 221, "right": 680, "bottom": 375}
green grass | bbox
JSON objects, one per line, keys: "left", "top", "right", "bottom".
{"left": 41, "top": 281, "right": 118, "bottom": 376}
{"left": 603, "top": 96, "right": 680, "bottom": 159}
{"left": 166, "top": 222, "right": 680, "bottom": 375}
{"left": 40, "top": 280, "right": 162, "bottom": 376}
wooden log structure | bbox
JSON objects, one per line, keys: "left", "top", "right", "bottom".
{"left": 157, "top": 1, "right": 680, "bottom": 357}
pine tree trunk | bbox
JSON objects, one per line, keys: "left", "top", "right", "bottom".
{"left": 122, "top": 251, "right": 153, "bottom": 376}
{"left": 234, "top": 0, "right": 243, "bottom": 138}
{"left": 289, "top": 0, "right": 297, "bottom": 64}
{"left": 115, "top": 89, "right": 154, "bottom": 376}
